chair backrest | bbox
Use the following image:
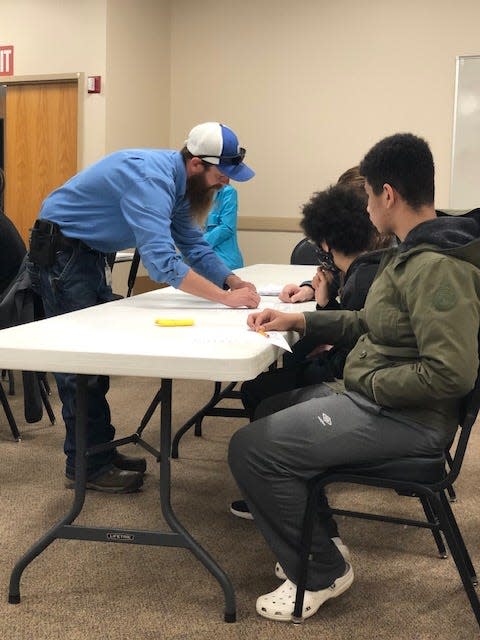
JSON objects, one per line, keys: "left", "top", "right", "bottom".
{"left": 447, "top": 342, "right": 480, "bottom": 485}
{"left": 126, "top": 249, "right": 141, "bottom": 297}
{"left": 0, "top": 211, "right": 27, "bottom": 297}
{"left": 290, "top": 238, "right": 319, "bottom": 265}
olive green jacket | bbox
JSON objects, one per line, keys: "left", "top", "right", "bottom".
{"left": 304, "top": 211, "right": 480, "bottom": 431}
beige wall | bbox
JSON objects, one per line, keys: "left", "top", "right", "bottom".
{"left": 105, "top": 0, "right": 171, "bottom": 151}
{"left": 170, "top": 0, "right": 480, "bottom": 262}
{"left": 239, "top": 230, "right": 304, "bottom": 266}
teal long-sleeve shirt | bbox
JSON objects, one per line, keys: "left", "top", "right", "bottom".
{"left": 204, "top": 185, "right": 244, "bottom": 270}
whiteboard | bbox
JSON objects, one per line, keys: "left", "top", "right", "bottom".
{"left": 450, "top": 55, "right": 480, "bottom": 209}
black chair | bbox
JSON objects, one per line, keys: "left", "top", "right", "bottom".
{"left": 290, "top": 238, "right": 319, "bottom": 265}
{"left": 293, "top": 376, "right": 480, "bottom": 627}
{"left": 0, "top": 222, "right": 56, "bottom": 441}
{"left": 0, "top": 378, "right": 20, "bottom": 440}
{"left": 2, "top": 368, "right": 15, "bottom": 395}
{"left": 126, "top": 248, "right": 141, "bottom": 298}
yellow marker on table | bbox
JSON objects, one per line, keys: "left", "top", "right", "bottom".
{"left": 155, "top": 318, "right": 195, "bottom": 327}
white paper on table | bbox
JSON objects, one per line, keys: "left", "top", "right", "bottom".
{"left": 257, "top": 283, "right": 283, "bottom": 296}
{"left": 262, "top": 331, "right": 292, "bottom": 352}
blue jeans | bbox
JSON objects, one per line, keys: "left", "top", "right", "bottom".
{"left": 28, "top": 242, "right": 116, "bottom": 479}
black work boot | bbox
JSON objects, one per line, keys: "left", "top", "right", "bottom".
{"left": 113, "top": 450, "right": 147, "bottom": 473}
{"left": 65, "top": 467, "right": 143, "bottom": 493}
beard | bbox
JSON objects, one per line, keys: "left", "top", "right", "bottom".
{"left": 186, "top": 173, "right": 218, "bottom": 224}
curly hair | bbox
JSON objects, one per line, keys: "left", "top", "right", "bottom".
{"left": 300, "top": 184, "right": 376, "bottom": 255}
{"left": 359, "top": 133, "right": 434, "bottom": 210}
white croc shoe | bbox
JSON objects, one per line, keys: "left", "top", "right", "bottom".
{"left": 256, "top": 564, "right": 354, "bottom": 622}
{"left": 275, "top": 537, "right": 351, "bottom": 580}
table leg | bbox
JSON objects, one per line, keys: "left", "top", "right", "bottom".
{"left": 8, "top": 376, "right": 237, "bottom": 622}
{"left": 8, "top": 374, "right": 89, "bottom": 603}
{"left": 158, "top": 379, "right": 236, "bottom": 622}
{"left": 171, "top": 381, "right": 247, "bottom": 459}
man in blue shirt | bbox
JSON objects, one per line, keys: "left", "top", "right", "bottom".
{"left": 28, "top": 122, "right": 259, "bottom": 493}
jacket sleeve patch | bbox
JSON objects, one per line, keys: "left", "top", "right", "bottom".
{"left": 432, "top": 285, "right": 457, "bottom": 311}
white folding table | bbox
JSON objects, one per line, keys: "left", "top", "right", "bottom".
{"left": 0, "top": 263, "right": 315, "bottom": 622}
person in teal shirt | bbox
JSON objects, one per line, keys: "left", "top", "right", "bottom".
{"left": 204, "top": 181, "right": 244, "bottom": 270}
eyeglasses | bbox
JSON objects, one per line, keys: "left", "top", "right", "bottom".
{"left": 197, "top": 147, "right": 246, "bottom": 166}
{"left": 309, "top": 244, "right": 337, "bottom": 273}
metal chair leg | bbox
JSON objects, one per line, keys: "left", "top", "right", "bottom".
{"left": 292, "top": 480, "right": 320, "bottom": 623}
{"left": 8, "top": 369, "right": 15, "bottom": 395}
{"left": 0, "top": 381, "right": 21, "bottom": 441}
{"left": 419, "top": 495, "right": 447, "bottom": 558}
{"left": 432, "top": 493, "right": 480, "bottom": 627}
{"left": 445, "top": 450, "right": 457, "bottom": 502}
{"left": 39, "top": 372, "right": 52, "bottom": 396}
{"left": 39, "top": 375, "right": 56, "bottom": 424}
{"left": 439, "top": 491, "right": 477, "bottom": 584}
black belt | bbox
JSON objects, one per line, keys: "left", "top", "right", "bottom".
{"left": 55, "top": 230, "right": 90, "bottom": 251}
{"left": 29, "top": 219, "right": 93, "bottom": 267}
{"left": 41, "top": 220, "right": 91, "bottom": 251}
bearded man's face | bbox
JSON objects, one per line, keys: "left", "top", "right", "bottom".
{"left": 186, "top": 165, "right": 227, "bottom": 223}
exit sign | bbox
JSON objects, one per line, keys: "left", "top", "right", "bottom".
{"left": 0, "top": 46, "right": 14, "bottom": 76}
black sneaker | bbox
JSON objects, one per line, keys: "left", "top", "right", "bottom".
{"left": 230, "top": 499, "right": 253, "bottom": 520}
{"left": 65, "top": 467, "right": 143, "bottom": 493}
{"left": 113, "top": 450, "right": 147, "bottom": 473}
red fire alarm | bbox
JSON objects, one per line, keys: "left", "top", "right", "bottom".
{"left": 87, "top": 76, "right": 101, "bottom": 94}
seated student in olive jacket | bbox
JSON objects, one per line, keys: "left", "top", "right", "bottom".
{"left": 229, "top": 133, "right": 480, "bottom": 623}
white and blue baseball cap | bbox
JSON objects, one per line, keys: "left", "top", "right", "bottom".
{"left": 185, "top": 122, "right": 255, "bottom": 182}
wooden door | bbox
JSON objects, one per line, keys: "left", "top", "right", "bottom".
{"left": 4, "top": 81, "right": 77, "bottom": 243}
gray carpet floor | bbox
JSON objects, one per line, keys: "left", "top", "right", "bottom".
{"left": 1, "top": 373, "right": 479, "bottom": 640}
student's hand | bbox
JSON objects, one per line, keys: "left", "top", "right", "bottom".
{"left": 247, "top": 308, "right": 306, "bottom": 333}
{"left": 225, "top": 274, "right": 257, "bottom": 292}
{"left": 279, "top": 284, "right": 315, "bottom": 303}
{"left": 312, "top": 268, "right": 333, "bottom": 308}
{"left": 223, "top": 287, "right": 261, "bottom": 308}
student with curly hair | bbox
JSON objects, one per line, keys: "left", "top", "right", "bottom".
{"left": 280, "top": 166, "right": 392, "bottom": 306}
{"left": 239, "top": 185, "right": 381, "bottom": 420}
{"left": 231, "top": 183, "right": 383, "bottom": 520}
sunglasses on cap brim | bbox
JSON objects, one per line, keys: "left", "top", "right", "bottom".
{"left": 197, "top": 147, "right": 246, "bottom": 166}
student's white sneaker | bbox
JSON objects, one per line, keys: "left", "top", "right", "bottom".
{"left": 256, "top": 563, "right": 354, "bottom": 622}
{"left": 229, "top": 499, "right": 253, "bottom": 520}
{"left": 274, "top": 537, "right": 351, "bottom": 580}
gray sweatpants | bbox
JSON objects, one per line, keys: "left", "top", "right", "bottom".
{"left": 228, "top": 384, "right": 452, "bottom": 590}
